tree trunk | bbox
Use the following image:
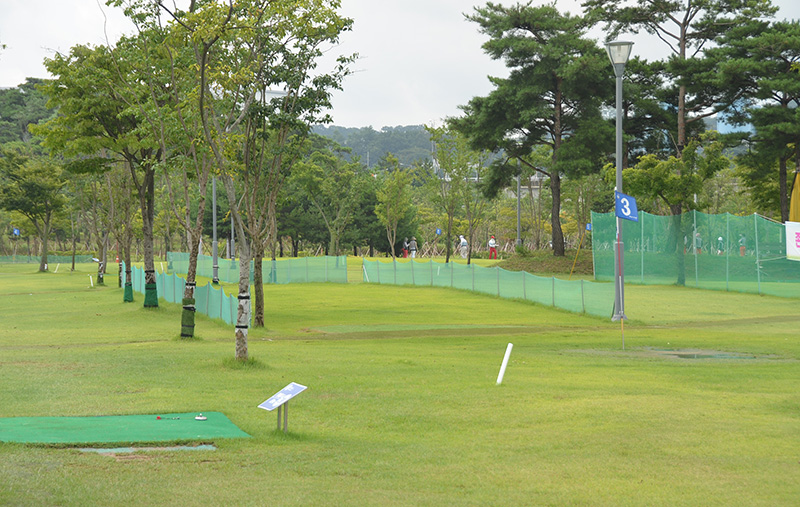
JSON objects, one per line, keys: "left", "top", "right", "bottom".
{"left": 670, "top": 204, "right": 686, "bottom": 286}
{"left": 550, "top": 173, "right": 565, "bottom": 256}
{"left": 779, "top": 157, "right": 789, "bottom": 223}
{"left": 117, "top": 242, "right": 122, "bottom": 288}
{"left": 677, "top": 83, "right": 686, "bottom": 156}
{"left": 123, "top": 238, "right": 134, "bottom": 303}
{"left": 551, "top": 80, "right": 565, "bottom": 257}
{"left": 180, "top": 236, "right": 201, "bottom": 338}
{"left": 445, "top": 213, "right": 454, "bottom": 263}
{"left": 141, "top": 169, "right": 159, "bottom": 308}
{"left": 387, "top": 227, "right": 396, "bottom": 259}
{"left": 253, "top": 241, "right": 265, "bottom": 328}
{"left": 221, "top": 175, "right": 251, "bottom": 362}
{"left": 97, "top": 233, "right": 108, "bottom": 286}
{"left": 181, "top": 280, "right": 197, "bottom": 338}
{"left": 71, "top": 229, "right": 77, "bottom": 272}
{"left": 329, "top": 231, "right": 340, "bottom": 258}
{"left": 235, "top": 244, "right": 251, "bottom": 361}
{"left": 38, "top": 224, "right": 49, "bottom": 272}
{"left": 164, "top": 232, "right": 172, "bottom": 261}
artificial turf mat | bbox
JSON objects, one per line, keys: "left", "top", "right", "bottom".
{"left": 0, "top": 412, "right": 250, "bottom": 445}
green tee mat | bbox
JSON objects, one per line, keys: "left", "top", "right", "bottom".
{"left": 0, "top": 411, "right": 250, "bottom": 445}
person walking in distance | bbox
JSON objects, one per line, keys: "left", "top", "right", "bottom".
{"left": 488, "top": 235, "right": 497, "bottom": 260}
{"left": 459, "top": 235, "right": 469, "bottom": 259}
{"left": 408, "top": 237, "right": 417, "bottom": 258}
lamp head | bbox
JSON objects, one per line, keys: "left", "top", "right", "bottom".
{"left": 605, "top": 40, "right": 634, "bottom": 66}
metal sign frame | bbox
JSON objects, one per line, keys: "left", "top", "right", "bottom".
{"left": 258, "top": 382, "right": 307, "bottom": 433}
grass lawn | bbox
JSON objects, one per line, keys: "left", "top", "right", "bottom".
{"left": 0, "top": 262, "right": 798, "bottom": 505}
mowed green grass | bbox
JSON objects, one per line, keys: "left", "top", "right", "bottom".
{"left": 1, "top": 262, "right": 799, "bottom": 505}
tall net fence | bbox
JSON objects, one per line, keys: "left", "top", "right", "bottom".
{"left": 167, "top": 252, "right": 348, "bottom": 284}
{"left": 591, "top": 210, "right": 800, "bottom": 298}
{"left": 130, "top": 265, "right": 239, "bottom": 325}
{"left": 362, "top": 259, "right": 613, "bottom": 318}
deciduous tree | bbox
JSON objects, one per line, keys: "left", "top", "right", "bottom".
{"left": 623, "top": 132, "right": 729, "bottom": 285}
{"left": 34, "top": 44, "right": 163, "bottom": 307}
{"left": 292, "top": 143, "right": 367, "bottom": 256}
{"left": 0, "top": 147, "right": 66, "bottom": 272}
{"left": 375, "top": 155, "right": 413, "bottom": 259}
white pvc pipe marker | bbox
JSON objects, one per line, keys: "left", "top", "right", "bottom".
{"left": 496, "top": 343, "right": 514, "bottom": 385}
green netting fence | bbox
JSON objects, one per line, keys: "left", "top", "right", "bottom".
{"left": 362, "top": 259, "right": 613, "bottom": 317}
{"left": 130, "top": 265, "right": 239, "bottom": 325}
{"left": 0, "top": 255, "right": 95, "bottom": 264}
{"left": 591, "top": 210, "right": 800, "bottom": 298}
{"left": 167, "top": 252, "right": 348, "bottom": 284}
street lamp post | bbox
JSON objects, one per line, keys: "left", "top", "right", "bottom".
{"left": 606, "top": 40, "right": 634, "bottom": 322}
{"left": 516, "top": 172, "right": 522, "bottom": 247}
{"left": 211, "top": 176, "right": 219, "bottom": 284}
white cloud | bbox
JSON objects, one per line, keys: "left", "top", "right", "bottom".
{"left": 1, "top": 0, "right": 798, "bottom": 127}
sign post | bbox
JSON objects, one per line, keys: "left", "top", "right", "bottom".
{"left": 614, "top": 191, "right": 638, "bottom": 349}
{"left": 12, "top": 227, "right": 19, "bottom": 260}
{"left": 569, "top": 223, "right": 592, "bottom": 280}
{"left": 258, "top": 382, "right": 307, "bottom": 433}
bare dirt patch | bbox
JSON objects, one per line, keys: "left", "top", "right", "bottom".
{"left": 574, "top": 348, "right": 789, "bottom": 362}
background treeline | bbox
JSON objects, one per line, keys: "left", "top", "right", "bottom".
{"left": 2, "top": 1, "right": 798, "bottom": 270}
{"left": 312, "top": 125, "right": 432, "bottom": 168}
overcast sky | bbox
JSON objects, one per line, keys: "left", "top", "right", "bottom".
{"left": 1, "top": 0, "right": 798, "bottom": 129}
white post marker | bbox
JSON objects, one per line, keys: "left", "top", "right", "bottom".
{"left": 89, "top": 275, "right": 93, "bottom": 287}
{"left": 496, "top": 343, "right": 514, "bottom": 385}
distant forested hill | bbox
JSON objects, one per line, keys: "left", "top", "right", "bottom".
{"left": 312, "top": 125, "right": 432, "bottom": 168}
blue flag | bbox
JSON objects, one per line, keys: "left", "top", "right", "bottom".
{"left": 615, "top": 191, "right": 639, "bottom": 222}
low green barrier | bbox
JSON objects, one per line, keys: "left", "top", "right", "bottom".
{"left": 128, "top": 254, "right": 348, "bottom": 326}
{"left": 362, "top": 259, "right": 613, "bottom": 318}
{"left": 131, "top": 265, "right": 239, "bottom": 325}
{"left": 167, "top": 252, "right": 347, "bottom": 284}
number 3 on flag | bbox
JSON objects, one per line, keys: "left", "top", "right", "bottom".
{"left": 615, "top": 191, "right": 639, "bottom": 222}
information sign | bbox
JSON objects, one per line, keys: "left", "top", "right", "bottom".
{"left": 786, "top": 221, "right": 800, "bottom": 262}
{"left": 258, "top": 382, "right": 307, "bottom": 411}
{"left": 615, "top": 191, "right": 639, "bottom": 222}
